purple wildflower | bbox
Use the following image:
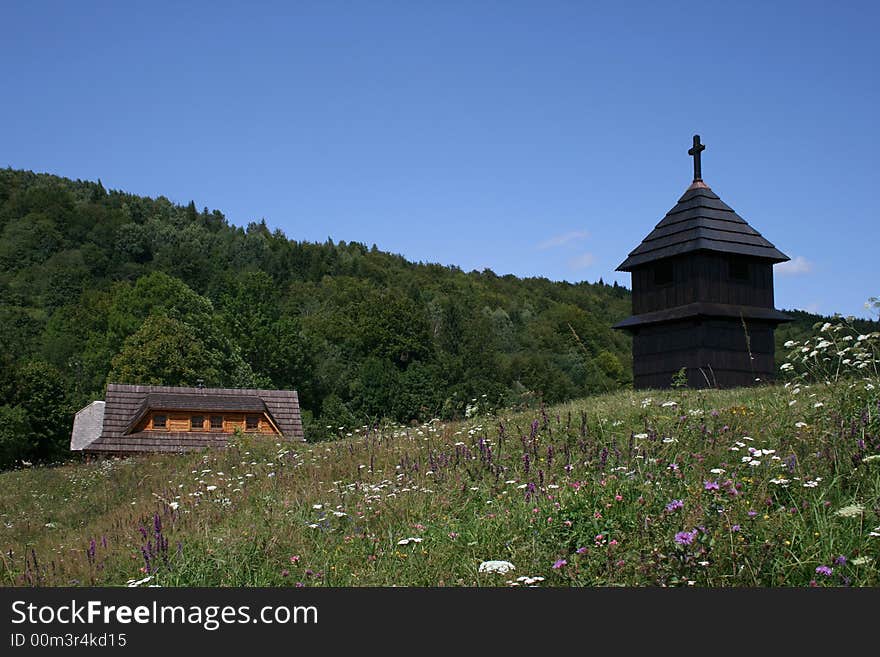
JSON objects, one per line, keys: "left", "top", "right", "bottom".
{"left": 815, "top": 565, "right": 833, "bottom": 577}
{"left": 747, "top": 510, "right": 758, "bottom": 518}
{"left": 834, "top": 555, "right": 847, "bottom": 566}
{"left": 552, "top": 559, "right": 567, "bottom": 569}
{"left": 731, "top": 524, "right": 741, "bottom": 532}
{"left": 665, "top": 499, "right": 684, "bottom": 512}
{"left": 674, "top": 529, "right": 698, "bottom": 546}
{"left": 575, "top": 547, "right": 588, "bottom": 555}
{"left": 704, "top": 480, "right": 720, "bottom": 491}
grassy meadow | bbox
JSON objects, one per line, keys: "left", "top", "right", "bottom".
{"left": 2, "top": 369, "right": 879, "bottom": 587}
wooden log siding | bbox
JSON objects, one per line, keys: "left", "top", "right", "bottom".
{"left": 80, "top": 384, "right": 304, "bottom": 454}
{"left": 136, "top": 412, "right": 278, "bottom": 435}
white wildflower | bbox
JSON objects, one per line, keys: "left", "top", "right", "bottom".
{"left": 479, "top": 560, "right": 515, "bottom": 574}
{"left": 835, "top": 504, "right": 865, "bottom": 518}
{"left": 126, "top": 575, "right": 154, "bottom": 587}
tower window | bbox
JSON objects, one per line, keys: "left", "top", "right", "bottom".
{"left": 729, "top": 259, "right": 750, "bottom": 281}
{"left": 653, "top": 261, "right": 674, "bottom": 285}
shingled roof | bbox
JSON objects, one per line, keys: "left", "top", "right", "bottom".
{"left": 72, "top": 384, "right": 304, "bottom": 453}
{"left": 616, "top": 182, "right": 789, "bottom": 271}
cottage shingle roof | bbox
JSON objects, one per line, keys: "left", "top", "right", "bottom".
{"left": 616, "top": 183, "right": 789, "bottom": 271}
{"left": 80, "top": 383, "right": 303, "bottom": 453}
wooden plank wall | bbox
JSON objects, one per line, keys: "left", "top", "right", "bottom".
{"left": 631, "top": 320, "right": 777, "bottom": 389}
{"left": 632, "top": 254, "right": 774, "bottom": 315}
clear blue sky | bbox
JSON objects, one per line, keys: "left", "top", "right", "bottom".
{"left": 3, "top": 1, "right": 877, "bottom": 318}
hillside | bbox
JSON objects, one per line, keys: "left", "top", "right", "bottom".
{"left": 1, "top": 377, "right": 878, "bottom": 587}
{"left": 0, "top": 167, "right": 876, "bottom": 468}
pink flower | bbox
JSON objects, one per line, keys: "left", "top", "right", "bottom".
{"left": 615, "top": 494, "right": 623, "bottom": 501}
{"left": 552, "top": 559, "right": 567, "bottom": 569}
{"left": 289, "top": 555, "right": 301, "bottom": 563}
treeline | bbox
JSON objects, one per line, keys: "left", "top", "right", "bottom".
{"left": 0, "top": 168, "right": 874, "bottom": 467}
{"left": 0, "top": 168, "right": 635, "bottom": 464}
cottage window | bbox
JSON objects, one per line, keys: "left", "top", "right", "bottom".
{"left": 191, "top": 415, "right": 205, "bottom": 430}
{"left": 245, "top": 415, "right": 260, "bottom": 430}
{"left": 653, "top": 261, "right": 674, "bottom": 286}
{"left": 210, "top": 415, "right": 223, "bottom": 430}
{"left": 153, "top": 415, "right": 167, "bottom": 429}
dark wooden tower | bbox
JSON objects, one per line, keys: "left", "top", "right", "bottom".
{"left": 613, "top": 136, "right": 792, "bottom": 389}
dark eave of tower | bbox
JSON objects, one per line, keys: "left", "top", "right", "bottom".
{"left": 616, "top": 182, "right": 790, "bottom": 271}
{"left": 612, "top": 301, "right": 793, "bottom": 330}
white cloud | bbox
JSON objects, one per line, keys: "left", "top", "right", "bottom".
{"left": 537, "top": 230, "right": 589, "bottom": 250}
{"left": 776, "top": 255, "right": 813, "bottom": 276}
{"left": 568, "top": 252, "right": 596, "bottom": 270}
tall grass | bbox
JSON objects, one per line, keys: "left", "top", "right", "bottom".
{"left": 2, "top": 371, "right": 878, "bottom": 587}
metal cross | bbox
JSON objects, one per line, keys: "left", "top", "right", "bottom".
{"left": 688, "top": 134, "right": 706, "bottom": 182}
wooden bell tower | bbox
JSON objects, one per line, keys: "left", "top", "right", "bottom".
{"left": 613, "top": 136, "right": 792, "bottom": 389}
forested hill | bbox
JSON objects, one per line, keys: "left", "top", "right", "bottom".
{"left": 0, "top": 167, "right": 873, "bottom": 465}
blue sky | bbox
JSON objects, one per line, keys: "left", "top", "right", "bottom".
{"left": 2, "top": 1, "right": 877, "bottom": 318}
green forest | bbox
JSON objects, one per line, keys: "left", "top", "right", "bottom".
{"left": 0, "top": 167, "right": 874, "bottom": 468}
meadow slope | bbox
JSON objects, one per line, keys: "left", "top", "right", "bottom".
{"left": 2, "top": 378, "right": 878, "bottom": 587}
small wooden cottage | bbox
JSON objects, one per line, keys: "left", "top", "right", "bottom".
{"left": 613, "top": 136, "right": 792, "bottom": 389}
{"left": 70, "top": 383, "right": 304, "bottom": 455}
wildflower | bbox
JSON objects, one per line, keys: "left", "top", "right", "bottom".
{"left": 833, "top": 555, "right": 847, "bottom": 566}
{"left": 126, "top": 575, "right": 153, "bottom": 587}
{"left": 665, "top": 499, "right": 684, "bottom": 512}
{"left": 397, "top": 537, "right": 423, "bottom": 545}
{"left": 448, "top": 532, "right": 459, "bottom": 539}
{"left": 852, "top": 556, "right": 873, "bottom": 566}
{"left": 815, "top": 565, "right": 833, "bottom": 577}
{"left": 552, "top": 559, "right": 567, "bottom": 569}
{"left": 835, "top": 504, "right": 865, "bottom": 518}
{"left": 479, "top": 560, "right": 515, "bottom": 574}
{"left": 662, "top": 401, "right": 678, "bottom": 408}
{"left": 748, "top": 510, "right": 758, "bottom": 518}
{"left": 731, "top": 525, "right": 741, "bottom": 532}
{"left": 674, "top": 530, "right": 698, "bottom": 546}
{"left": 289, "top": 555, "right": 300, "bottom": 564}
{"left": 168, "top": 502, "right": 179, "bottom": 510}
{"left": 206, "top": 485, "right": 217, "bottom": 492}
{"left": 704, "top": 481, "right": 720, "bottom": 491}
{"left": 576, "top": 547, "right": 588, "bottom": 555}
{"left": 281, "top": 569, "right": 290, "bottom": 577}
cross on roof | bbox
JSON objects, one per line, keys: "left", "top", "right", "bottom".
{"left": 688, "top": 134, "right": 706, "bottom": 182}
